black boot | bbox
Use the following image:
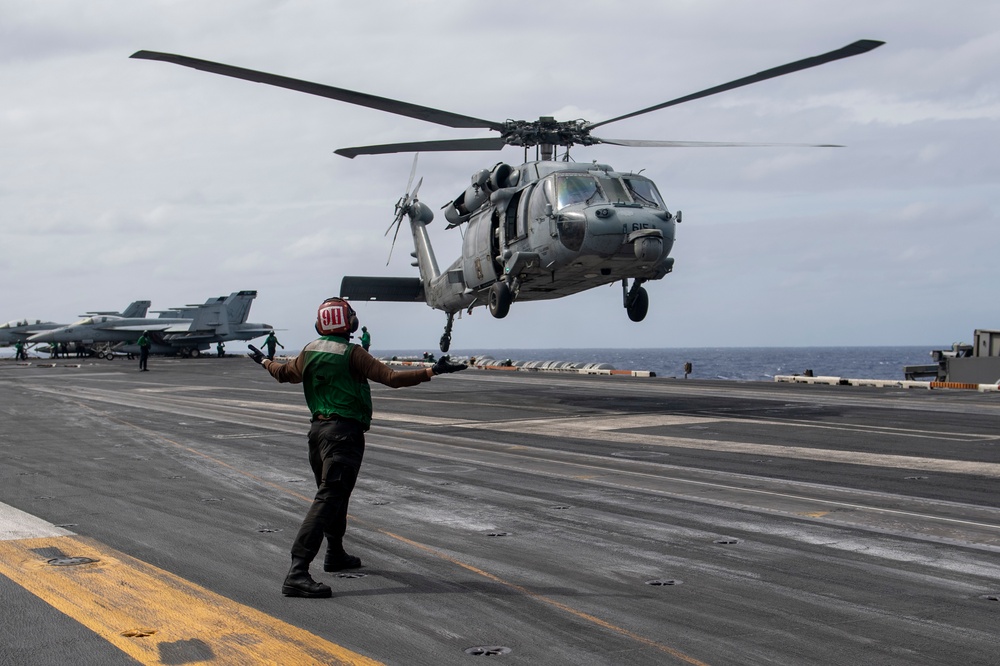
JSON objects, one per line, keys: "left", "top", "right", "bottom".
{"left": 323, "top": 549, "right": 362, "bottom": 573}
{"left": 282, "top": 557, "right": 332, "bottom": 598}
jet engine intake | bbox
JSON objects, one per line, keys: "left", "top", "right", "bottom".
{"left": 489, "top": 163, "right": 516, "bottom": 190}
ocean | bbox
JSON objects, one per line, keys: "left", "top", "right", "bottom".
{"left": 1, "top": 345, "right": 937, "bottom": 382}
{"left": 380, "top": 346, "right": 937, "bottom": 381}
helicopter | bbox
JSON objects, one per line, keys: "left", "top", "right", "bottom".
{"left": 132, "top": 39, "right": 884, "bottom": 352}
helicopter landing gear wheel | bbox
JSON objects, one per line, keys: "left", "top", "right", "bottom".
{"left": 623, "top": 278, "right": 649, "bottom": 323}
{"left": 489, "top": 282, "right": 512, "bottom": 319}
{"left": 626, "top": 286, "right": 649, "bottom": 322}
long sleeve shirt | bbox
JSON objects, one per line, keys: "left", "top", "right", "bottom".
{"left": 263, "top": 344, "right": 433, "bottom": 388}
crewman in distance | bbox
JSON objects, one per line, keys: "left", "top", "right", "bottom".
{"left": 264, "top": 331, "right": 283, "bottom": 360}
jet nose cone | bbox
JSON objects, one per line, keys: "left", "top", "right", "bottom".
{"left": 29, "top": 328, "right": 63, "bottom": 342}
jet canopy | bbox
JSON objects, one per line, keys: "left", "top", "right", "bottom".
{"left": 1, "top": 319, "right": 58, "bottom": 329}
{"left": 69, "top": 315, "right": 121, "bottom": 327}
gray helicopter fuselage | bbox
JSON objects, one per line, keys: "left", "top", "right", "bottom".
{"left": 416, "top": 160, "right": 676, "bottom": 314}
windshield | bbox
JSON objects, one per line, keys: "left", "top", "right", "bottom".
{"left": 623, "top": 177, "right": 665, "bottom": 208}
{"left": 555, "top": 175, "right": 605, "bottom": 210}
{"left": 70, "top": 317, "right": 95, "bottom": 327}
{"left": 597, "top": 176, "right": 630, "bottom": 203}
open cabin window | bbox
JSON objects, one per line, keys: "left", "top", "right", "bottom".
{"left": 504, "top": 190, "right": 523, "bottom": 242}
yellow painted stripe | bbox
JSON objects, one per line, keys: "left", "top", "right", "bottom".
{"left": 0, "top": 535, "right": 382, "bottom": 666}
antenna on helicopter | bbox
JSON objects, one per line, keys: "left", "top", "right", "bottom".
{"left": 386, "top": 154, "right": 422, "bottom": 265}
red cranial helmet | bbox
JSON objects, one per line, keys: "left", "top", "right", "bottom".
{"left": 315, "top": 297, "right": 359, "bottom": 336}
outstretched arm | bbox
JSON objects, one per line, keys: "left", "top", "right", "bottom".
{"left": 350, "top": 346, "right": 433, "bottom": 387}
{"left": 248, "top": 344, "right": 304, "bottom": 384}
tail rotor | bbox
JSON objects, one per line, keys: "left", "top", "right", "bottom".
{"left": 385, "top": 154, "right": 422, "bottom": 265}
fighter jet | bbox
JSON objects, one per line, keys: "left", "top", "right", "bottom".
{"left": 1, "top": 301, "right": 151, "bottom": 348}
{"left": 0, "top": 319, "right": 63, "bottom": 347}
{"left": 121, "top": 290, "right": 273, "bottom": 357}
{"left": 28, "top": 291, "right": 272, "bottom": 358}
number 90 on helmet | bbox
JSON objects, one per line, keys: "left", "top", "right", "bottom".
{"left": 316, "top": 297, "right": 359, "bottom": 336}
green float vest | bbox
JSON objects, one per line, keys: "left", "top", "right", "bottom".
{"left": 301, "top": 337, "right": 373, "bottom": 429}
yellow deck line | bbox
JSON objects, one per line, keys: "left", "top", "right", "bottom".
{"left": 0, "top": 534, "right": 382, "bottom": 666}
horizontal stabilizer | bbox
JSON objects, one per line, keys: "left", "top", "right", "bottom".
{"left": 340, "top": 276, "right": 425, "bottom": 302}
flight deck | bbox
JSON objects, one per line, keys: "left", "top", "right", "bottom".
{"left": 1, "top": 358, "right": 998, "bottom": 665}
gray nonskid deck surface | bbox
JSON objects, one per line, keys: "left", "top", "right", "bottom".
{"left": 1, "top": 358, "right": 999, "bottom": 666}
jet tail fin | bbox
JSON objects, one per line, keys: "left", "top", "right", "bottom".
{"left": 184, "top": 291, "right": 258, "bottom": 334}
{"left": 120, "top": 300, "right": 152, "bottom": 318}
{"left": 224, "top": 290, "right": 257, "bottom": 324}
{"left": 340, "top": 276, "right": 425, "bottom": 302}
{"left": 186, "top": 298, "right": 227, "bottom": 334}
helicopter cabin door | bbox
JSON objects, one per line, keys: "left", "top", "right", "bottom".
{"left": 462, "top": 211, "right": 500, "bottom": 290}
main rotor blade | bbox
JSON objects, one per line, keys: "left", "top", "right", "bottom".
{"left": 131, "top": 50, "right": 505, "bottom": 131}
{"left": 587, "top": 39, "right": 884, "bottom": 131}
{"left": 335, "top": 137, "right": 506, "bottom": 159}
{"left": 596, "top": 138, "right": 843, "bottom": 148}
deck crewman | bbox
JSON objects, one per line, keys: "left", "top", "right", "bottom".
{"left": 264, "top": 331, "right": 283, "bottom": 360}
{"left": 247, "top": 297, "right": 467, "bottom": 598}
{"left": 137, "top": 331, "right": 151, "bottom": 371}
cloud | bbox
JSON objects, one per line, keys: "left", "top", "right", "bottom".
{"left": 1, "top": 1, "right": 996, "bottom": 350}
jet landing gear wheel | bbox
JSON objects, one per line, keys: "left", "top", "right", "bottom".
{"left": 489, "top": 282, "right": 512, "bottom": 319}
{"left": 626, "top": 286, "right": 649, "bottom": 322}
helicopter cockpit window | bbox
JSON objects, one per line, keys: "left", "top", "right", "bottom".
{"left": 555, "top": 175, "right": 605, "bottom": 210}
{"left": 623, "top": 177, "right": 665, "bottom": 209}
{"left": 596, "top": 176, "right": 630, "bottom": 204}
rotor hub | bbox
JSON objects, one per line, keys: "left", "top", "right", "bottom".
{"left": 501, "top": 118, "right": 594, "bottom": 149}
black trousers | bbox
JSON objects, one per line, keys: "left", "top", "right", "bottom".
{"left": 139, "top": 348, "right": 149, "bottom": 370}
{"left": 290, "top": 418, "right": 365, "bottom": 563}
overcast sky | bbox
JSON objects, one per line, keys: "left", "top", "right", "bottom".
{"left": 3, "top": 0, "right": 997, "bottom": 351}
